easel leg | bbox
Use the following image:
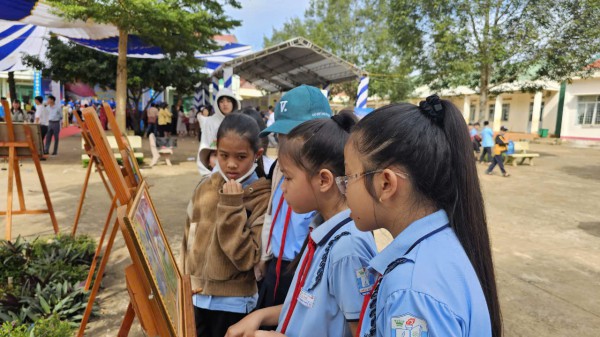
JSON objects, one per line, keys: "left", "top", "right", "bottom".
{"left": 13, "top": 157, "right": 26, "bottom": 211}
{"left": 5, "top": 147, "right": 15, "bottom": 240}
{"left": 77, "top": 218, "right": 119, "bottom": 337}
{"left": 72, "top": 160, "right": 95, "bottom": 236}
{"left": 97, "top": 162, "right": 114, "bottom": 198}
{"left": 117, "top": 302, "right": 136, "bottom": 337}
{"left": 84, "top": 195, "right": 118, "bottom": 291}
{"left": 29, "top": 138, "right": 59, "bottom": 234}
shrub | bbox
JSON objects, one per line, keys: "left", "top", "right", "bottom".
{"left": 0, "top": 234, "right": 98, "bottom": 327}
{"left": 0, "top": 315, "right": 74, "bottom": 337}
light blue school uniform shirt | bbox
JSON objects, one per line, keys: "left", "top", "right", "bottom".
{"left": 276, "top": 209, "right": 377, "bottom": 337}
{"left": 193, "top": 172, "right": 260, "bottom": 313}
{"left": 469, "top": 128, "right": 478, "bottom": 138}
{"left": 270, "top": 178, "right": 315, "bottom": 261}
{"left": 359, "top": 210, "right": 491, "bottom": 337}
{"left": 481, "top": 127, "right": 494, "bottom": 148}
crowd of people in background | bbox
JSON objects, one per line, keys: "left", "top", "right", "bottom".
{"left": 469, "top": 120, "right": 511, "bottom": 177}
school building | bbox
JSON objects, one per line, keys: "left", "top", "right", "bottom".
{"left": 412, "top": 72, "right": 600, "bottom": 144}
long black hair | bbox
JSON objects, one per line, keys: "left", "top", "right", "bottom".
{"left": 279, "top": 111, "right": 358, "bottom": 271}
{"left": 351, "top": 96, "right": 502, "bottom": 337}
{"left": 216, "top": 113, "right": 266, "bottom": 178}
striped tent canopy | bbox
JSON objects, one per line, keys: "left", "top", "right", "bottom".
{"left": 0, "top": 0, "right": 252, "bottom": 72}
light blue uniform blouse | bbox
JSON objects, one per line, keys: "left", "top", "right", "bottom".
{"left": 481, "top": 127, "right": 494, "bottom": 148}
{"left": 193, "top": 172, "right": 260, "bottom": 313}
{"left": 276, "top": 209, "right": 377, "bottom": 337}
{"left": 358, "top": 210, "right": 491, "bottom": 337}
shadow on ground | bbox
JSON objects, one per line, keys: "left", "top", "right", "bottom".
{"left": 560, "top": 165, "right": 600, "bottom": 181}
{"left": 579, "top": 222, "right": 600, "bottom": 238}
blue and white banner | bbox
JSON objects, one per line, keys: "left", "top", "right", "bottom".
{"left": 0, "top": 1, "right": 252, "bottom": 73}
{"left": 33, "top": 70, "right": 42, "bottom": 97}
{"left": 356, "top": 76, "right": 369, "bottom": 108}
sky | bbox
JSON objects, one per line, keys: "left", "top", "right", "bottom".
{"left": 225, "top": 0, "right": 311, "bottom": 50}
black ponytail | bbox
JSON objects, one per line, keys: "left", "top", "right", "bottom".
{"left": 352, "top": 97, "right": 502, "bottom": 337}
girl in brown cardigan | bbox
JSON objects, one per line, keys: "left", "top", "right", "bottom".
{"left": 182, "top": 113, "right": 271, "bottom": 337}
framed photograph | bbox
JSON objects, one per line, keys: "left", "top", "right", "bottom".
{"left": 122, "top": 181, "right": 182, "bottom": 336}
{"left": 0, "top": 123, "right": 44, "bottom": 157}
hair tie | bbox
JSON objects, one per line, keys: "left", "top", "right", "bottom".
{"left": 418, "top": 94, "right": 445, "bottom": 126}
{"left": 330, "top": 113, "right": 356, "bottom": 132}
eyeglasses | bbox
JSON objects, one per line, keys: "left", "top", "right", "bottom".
{"left": 335, "top": 170, "right": 409, "bottom": 195}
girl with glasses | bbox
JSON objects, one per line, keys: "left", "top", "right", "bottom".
{"left": 346, "top": 95, "right": 502, "bottom": 337}
{"left": 226, "top": 111, "right": 377, "bottom": 337}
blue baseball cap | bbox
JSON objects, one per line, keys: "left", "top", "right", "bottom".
{"left": 260, "top": 85, "right": 332, "bottom": 136}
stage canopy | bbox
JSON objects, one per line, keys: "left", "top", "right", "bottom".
{"left": 0, "top": 0, "right": 252, "bottom": 72}
{"left": 212, "top": 37, "right": 365, "bottom": 92}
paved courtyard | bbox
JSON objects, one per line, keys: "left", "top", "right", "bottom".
{"left": 1, "top": 132, "right": 599, "bottom": 336}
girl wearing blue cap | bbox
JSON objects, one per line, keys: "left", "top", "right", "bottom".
{"left": 227, "top": 112, "right": 377, "bottom": 337}
{"left": 344, "top": 96, "right": 502, "bottom": 337}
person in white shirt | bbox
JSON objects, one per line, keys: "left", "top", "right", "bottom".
{"left": 44, "top": 95, "right": 62, "bottom": 156}
{"left": 34, "top": 96, "right": 49, "bottom": 145}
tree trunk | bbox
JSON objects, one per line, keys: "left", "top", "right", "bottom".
{"left": 8, "top": 71, "right": 17, "bottom": 102}
{"left": 115, "top": 29, "right": 128, "bottom": 132}
{"left": 479, "top": 65, "right": 490, "bottom": 121}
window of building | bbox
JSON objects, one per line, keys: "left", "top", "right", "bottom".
{"left": 487, "top": 103, "right": 510, "bottom": 121}
{"left": 577, "top": 96, "right": 600, "bottom": 125}
{"left": 529, "top": 102, "right": 545, "bottom": 122}
{"left": 501, "top": 104, "right": 510, "bottom": 121}
{"left": 469, "top": 104, "right": 476, "bottom": 122}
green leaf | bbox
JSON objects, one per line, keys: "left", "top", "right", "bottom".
{"left": 38, "top": 296, "right": 51, "bottom": 315}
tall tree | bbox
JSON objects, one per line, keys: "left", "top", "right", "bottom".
{"left": 23, "top": 37, "right": 206, "bottom": 134}
{"left": 46, "top": 0, "right": 240, "bottom": 130}
{"left": 389, "top": 0, "right": 600, "bottom": 113}
{"left": 264, "top": 0, "right": 413, "bottom": 104}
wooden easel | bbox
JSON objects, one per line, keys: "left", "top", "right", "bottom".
{"left": 71, "top": 110, "right": 114, "bottom": 237}
{"left": 77, "top": 105, "right": 141, "bottom": 291}
{"left": 0, "top": 103, "right": 59, "bottom": 240}
{"left": 76, "top": 109, "right": 194, "bottom": 336}
{"left": 116, "top": 200, "right": 194, "bottom": 337}
{"left": 77, "top": 109, "right": 134, "bottom": 337}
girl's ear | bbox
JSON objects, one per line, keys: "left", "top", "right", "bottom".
{"left": 255, "top": 148, "right": 264, "bottom": 161}
{"left": 377, "top": 168, "right": 405, "bottom": 203}
{"left": 317, "top": 168, "right": 335, "bottom": 193}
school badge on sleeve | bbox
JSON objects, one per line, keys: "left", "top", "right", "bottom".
{"left": 355, "top": 267, "right": 375, "bottom": 295}
{"left": 391, "top": 314, "right": 428, "bottom": 337}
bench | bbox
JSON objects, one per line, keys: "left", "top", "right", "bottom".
{"left": 82, "top": 135, "right": 144, "bottom": 167}
{"left": 505, "top": 141, "right": 540, "bottom": 166}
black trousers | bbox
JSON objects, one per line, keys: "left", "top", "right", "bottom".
{"left": 479, "top": 146, "right": 492, "bottom": 162}
{"left": 194, "top": 307, "right": 246, "bottom": 337}
{"left": 487, "top": 154, "right": 507, "bottom": 174}
{"left": 40, "top": 125, "right": 48, "bottom": 150}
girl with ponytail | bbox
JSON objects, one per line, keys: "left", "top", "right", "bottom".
{"left": 226, "top": 111, "right": 378, "bottom": 337}
{"left": 347, "top": 95, "right": 502, "bottom": 337}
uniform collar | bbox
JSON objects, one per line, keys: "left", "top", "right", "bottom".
{"left": 310, "top": 209, "right": 352, "bottom": 246}
{"left": 369, "top": 209, "right": 449, "bottom": 274}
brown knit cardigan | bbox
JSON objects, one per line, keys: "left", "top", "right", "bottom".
{"left": 181, "top": 173, "right": 271, "bottom": 297}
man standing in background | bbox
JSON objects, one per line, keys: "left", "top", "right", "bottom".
{"left": 34, "top": 96, "right": 49, "bottom": 147}
{"left": 44, "top": 95, "right": 62, "bottom": 156}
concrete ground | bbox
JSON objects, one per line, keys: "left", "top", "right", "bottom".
{"left": 1, "top": 132, "right": 599, "bottom": 336}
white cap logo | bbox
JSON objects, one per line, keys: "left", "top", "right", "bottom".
{"left": 280, "top": 100, "right": 288, "bottom": 112}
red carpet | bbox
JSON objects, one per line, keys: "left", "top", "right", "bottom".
{"left": 59, "top": 125, "right": 82, "bottom": 139}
